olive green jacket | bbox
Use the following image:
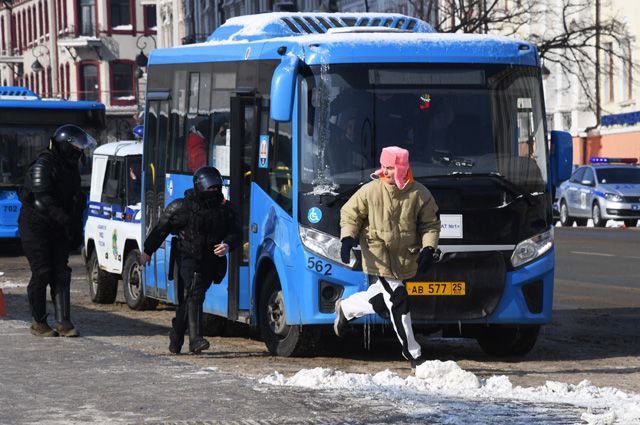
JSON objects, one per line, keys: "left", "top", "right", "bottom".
{"left": 340, "top": 178, "right": 440, "bottom": 280}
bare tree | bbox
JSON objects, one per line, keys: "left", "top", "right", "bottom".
{"left": 405, "top": 0, "right": 637, "bottom": 123}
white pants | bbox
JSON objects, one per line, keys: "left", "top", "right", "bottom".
{"left": 341, "top": 276, "right": 421, "bottom": 360}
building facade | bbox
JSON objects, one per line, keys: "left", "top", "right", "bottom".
{"left": 0, "top": 0, "right": 158, "bottom": 141}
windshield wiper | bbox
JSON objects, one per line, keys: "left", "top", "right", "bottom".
{"left": 325, "top": 182, "right": 365, "bottom": 207}
{"left": 418, "top": 172, "right": 536, "bottom": 205}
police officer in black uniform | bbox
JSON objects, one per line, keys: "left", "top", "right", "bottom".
{"left": 140, "top": 166, "right": 241, "bottom": 354}
{"left": 19, "top": 124, "right": 96, "bottom": 337}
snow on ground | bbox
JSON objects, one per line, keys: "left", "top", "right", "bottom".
{"left": 0, "top": 279, "right": 26, "bottom": 289}
{"left": 260, "top": 361, "right": 640, "bottom": 425}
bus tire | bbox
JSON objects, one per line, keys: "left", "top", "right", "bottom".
{"left": 123, "top": 249, "right": 157, "bottom": 311}
{"left": 88, "top": 251, "right": 117, "bottom": 304}
{"left": 258, "top": 270, "right": 316, "bottom": 357}
{"left": 476, "top": 325, "right": 539, "bottom": 357}
{"left": 203, "top": 313, "right": 226, "bottom": 336}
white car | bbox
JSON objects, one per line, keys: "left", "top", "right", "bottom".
{"left": 83, "top": 140, "right": 156, "bottom": 310}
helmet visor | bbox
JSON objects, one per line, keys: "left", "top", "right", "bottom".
{"left": 57, "top": 124, "right": 98, "bottom": 152}
{"left": 195, "top": 173, "right": 223, "bottom": 192}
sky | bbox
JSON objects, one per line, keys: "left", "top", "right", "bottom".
{"left": 260, "top": 360, "right": 640, "bottom": 425}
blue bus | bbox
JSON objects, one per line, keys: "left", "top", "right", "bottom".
{"left": 0, "top": 87, "right": 106, "bottom": 238}
{"left": 141, "top": 13, "right": 573, "bottom": 357}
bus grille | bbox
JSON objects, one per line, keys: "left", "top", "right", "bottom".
{"left": 408, "top": 251, "right": 506, "bottom": 322}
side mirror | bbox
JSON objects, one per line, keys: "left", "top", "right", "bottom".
{"left": 270, "top": 53, "right": 299, "bottom": 122}
{"left": 581, "top": 179, "right": 595, "bottom": 187}
{"left": 549, "top": 130, "right": 573, "bottom": 186}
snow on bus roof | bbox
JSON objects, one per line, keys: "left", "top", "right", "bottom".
{"left": 206, "top": 12, "right": 434, "bottom": 43}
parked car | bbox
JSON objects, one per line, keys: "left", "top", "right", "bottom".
{"left": 556, "top": 158, "right": 640, "bottom": 227}
{"left": 82, "top": 140, "right": 157, "bottom": 310}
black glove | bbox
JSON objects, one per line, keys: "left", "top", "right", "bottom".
{"left": 417, "top": 246, "right": 436, "bottom": 273}
{"left": 340, "top": 236, "right": 358, "bottom": 264}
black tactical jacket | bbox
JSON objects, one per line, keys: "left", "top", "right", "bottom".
{"left": 143, "top": 189, "right": 241, "bottom": 277}
{"left": 19, "top": 149, "right": 85, "bottom": 239}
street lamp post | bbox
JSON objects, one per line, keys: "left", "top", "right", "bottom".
{"left": 135, "top": 35, "right": 157, "bottom": 120}
{"left": 31, "top": 44, "right": 52, "bottom": 97}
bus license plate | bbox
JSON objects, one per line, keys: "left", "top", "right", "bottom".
{"left": 406, "top": 282, "right": 466, "bottom": 296}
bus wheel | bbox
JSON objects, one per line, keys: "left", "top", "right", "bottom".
{"left": 476, "top": 325, "right": 539, "bottom": 357}
{"left": 259, "top": 270, "right": 316, "bottom": 357}
{"left": 88, "top": 251, "right": 117, "bottom": 304}
{"left": 123, "top": 249, "right": 157, "bottom": 311}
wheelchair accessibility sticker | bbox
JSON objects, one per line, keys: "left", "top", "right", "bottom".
{"left": 308, "top": 207, "right": 322, "bottom": 224}
{"left": 258, "top": 135, "right": 269, "bottom": 169}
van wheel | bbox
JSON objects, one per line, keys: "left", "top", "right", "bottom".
{"left": 123, "top": 249, "right": 157, "bottom": 310}
{"left": 592, "top": 203, "right": 606, "bottom": 227}
{"left": 624, "top": 219, "right": 638, "bottom": 228}
{"left": 88, "top": 251, "right": 117, "bottom": 304}
{"left": 476, "top": 325, "right": 539, "bottom": 357}
{"left": 259, "top": 270, "right": 317, "bottom": 357}
{"left": 559, "top": 201, "right": 573, "bottom": 227}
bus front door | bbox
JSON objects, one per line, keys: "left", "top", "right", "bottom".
{"left": 143, "top": 99, "right": 170, "bottom": 301}
{"left": 227, "top": 94, "right": 261, "bottom": 322}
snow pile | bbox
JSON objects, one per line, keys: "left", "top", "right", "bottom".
{"left": 260, "top": 361, "right": 640, "bottom": 425}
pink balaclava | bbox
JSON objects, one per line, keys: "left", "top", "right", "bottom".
{"left": 375, "top": 146, "right": 410, "bottom": 189}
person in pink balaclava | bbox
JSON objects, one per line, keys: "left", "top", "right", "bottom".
{"left": 335, "top": 146, "right": 441, "bottom": 370}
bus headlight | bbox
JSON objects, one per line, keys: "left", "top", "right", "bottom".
{"left": 299, "top": 225, "right": 355, "bottom": 266}
{"left": 511, "top": 227, "right": 553, "bottom": 268}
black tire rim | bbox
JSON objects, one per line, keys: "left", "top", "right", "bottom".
{"left": 127, "top": 260, "right": 142, "bottom": 300}
{"left": 266, "top": 290, "right": 288, "bottom": 336}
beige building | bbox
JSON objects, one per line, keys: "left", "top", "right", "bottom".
{"left": 0, "top": 0, "right": 158, "bottom": 141}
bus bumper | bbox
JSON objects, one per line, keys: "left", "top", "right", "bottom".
{"left": 0, "top": 226, "right": 19, "bottom": 238}
{"left": 291, "top": 249, "right": 554, "bottom": 327}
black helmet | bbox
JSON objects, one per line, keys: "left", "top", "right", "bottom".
{"left": 193, "top": 166, "right": 223, "bottom": 193}
{"left": 51, "top": 124, "right": 97, "bottom": 164}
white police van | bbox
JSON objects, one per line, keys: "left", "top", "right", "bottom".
{"left": 83, "top": 140, "right": 157, "bottom": 310}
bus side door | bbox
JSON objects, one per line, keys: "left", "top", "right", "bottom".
{"left": 143, "top": 99, "right": 170, "bottom": 301}
{"left": 227, "top": 94, "right": 261, "bottom": 322}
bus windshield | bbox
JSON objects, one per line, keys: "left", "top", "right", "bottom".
{"left": 300, "top": 64, "right": 548, "bottom": 195}
{"left": 0, "top": 109, "right": 105, "bottom": 188}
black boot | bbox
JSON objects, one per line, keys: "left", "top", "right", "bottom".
{"left": 30, "top": 314, "right": 59, "bottom": 337}
{"left": 53, "top": 285, "right": 79, "bottom": 337}
{"left": 169, "top": 318, "right": 185, "bottom": 354}
{"left": 188, "top": 300, "right": 209, "bottom": 354}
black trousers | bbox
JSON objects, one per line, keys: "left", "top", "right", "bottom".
{"left": 172, "top": 256, "right": 214, "bottom": 337}
{"left": 19, "top": 210, "right": 71, "bottom": 322}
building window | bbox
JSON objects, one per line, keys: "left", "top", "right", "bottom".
{"left": 110, "top": 0, "right": 133, "bottom": 31}
{"left": 621, "top": 40, "right": 633, "bottom": 101}
{"left": 79, "top": 62, "right": 99, "bottom": 101}
{"left": 603, "top": 42, "right": 614, "bottom": 103}
{"left": 562, "top": 112, "right": 572, "bottom": 131}
{"left": 144, "top": 5, "right": 157, "bottom": 34}
{"left": 79, "top": 0, "right": 96, "bottom": 36}
{"left": 546, "top": 113, "right": 554, "bottom": 131}
{"left": 110, "top": 61, "right": 135, "bottom": 105}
